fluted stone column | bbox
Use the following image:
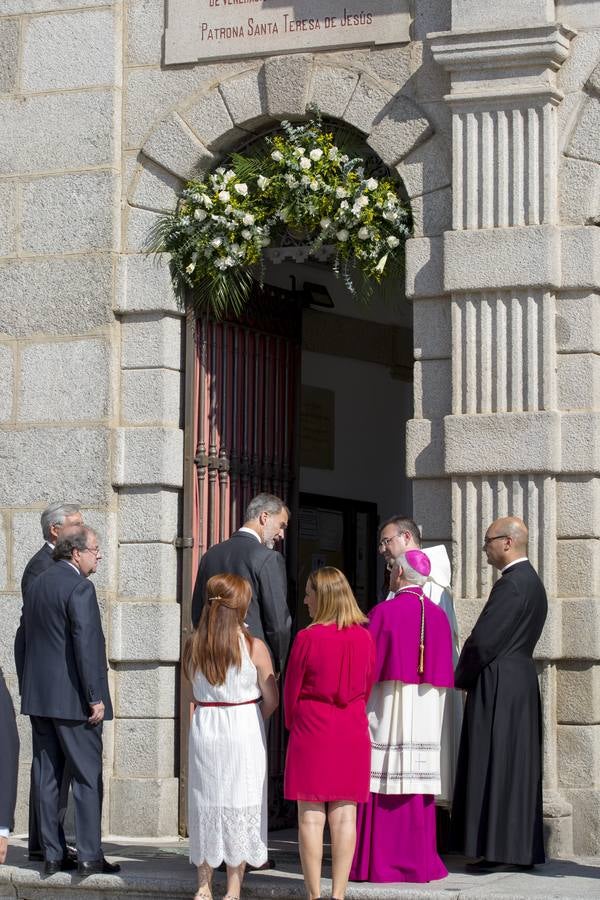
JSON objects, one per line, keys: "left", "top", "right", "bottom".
{"left": 407, "top": 2, "right": 582, "bottom": 857}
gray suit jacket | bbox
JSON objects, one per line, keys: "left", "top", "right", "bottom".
{"left": 191, "top": 531, "right": 291, "bottom": 672}
{"left": 17, "top": 560, "right": 113, "bottom": 721}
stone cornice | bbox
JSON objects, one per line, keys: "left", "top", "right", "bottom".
{"left": 430, "top": 24, "right": 577, "bottom": 74}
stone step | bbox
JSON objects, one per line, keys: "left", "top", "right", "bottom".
{"left": 1, "top": 837, "right": 599, "bottom": 900}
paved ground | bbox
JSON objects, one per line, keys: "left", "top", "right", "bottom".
{"left": 1, "top": 831, "right": 599, "bottom": 899}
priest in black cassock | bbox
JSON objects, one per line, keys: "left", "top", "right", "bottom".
{"left": 451, "top": 516, "right": 547, "bottom": 869}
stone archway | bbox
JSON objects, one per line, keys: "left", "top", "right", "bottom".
{"left": 117, "top": 54, "right": 452, "bottom": 835}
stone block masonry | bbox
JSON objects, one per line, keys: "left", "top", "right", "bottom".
{"left": 0, "top": 0, "right": 599, "bottom": 854}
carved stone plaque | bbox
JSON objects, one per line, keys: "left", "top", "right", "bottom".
{"left": 164, "top": 0, "right": 411, "bottom": 66}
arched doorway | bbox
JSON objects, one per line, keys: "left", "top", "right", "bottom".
{"left": 177, "top": 122, "right": 415, "bottom": 830}
{"left": 135, "top": 57, "right": 447, "bottom": 834}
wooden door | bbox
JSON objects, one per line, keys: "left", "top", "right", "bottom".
{"left": 179, "top": 283, "right": 302, "bottom": 833}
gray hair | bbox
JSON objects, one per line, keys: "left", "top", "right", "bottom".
{"left": 41, "top": 502, "right": 81, "bottom": 541}
{"left": 244, "top": 493, "right": 288, "bottom": 523}
{"left": 53, "top": 526, "right": 96, "bottom": 562}
{"left": 393, "top": 552, "right": 428, "bottom": 587}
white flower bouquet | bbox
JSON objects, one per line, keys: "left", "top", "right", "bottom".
{"left": 151, "top": 115, "right": 411, "bottom": 317}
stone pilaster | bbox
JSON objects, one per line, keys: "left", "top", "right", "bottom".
{"left": 428, "top": 7, "right": 578, "bottom": 856}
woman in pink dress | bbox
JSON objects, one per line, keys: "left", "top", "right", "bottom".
{"left": 284, "top": 567, "right": 376, "bottom": 900}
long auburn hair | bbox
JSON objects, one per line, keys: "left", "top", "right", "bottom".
{"left": 183, "top": 573, "right": 252, "bottom": 686}
{"left": 308, "top": 566, "right": 368, "bottom": 629}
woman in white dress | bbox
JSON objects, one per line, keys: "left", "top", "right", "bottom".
{"left": 183, "top": 573, "right": 279, "bottom": 900}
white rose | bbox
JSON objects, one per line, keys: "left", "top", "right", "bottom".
{"left": 257, "top": 175, "right": 269, "bottom": 190}
{"left": 309, "top": 148, "right": 323, "bottom": 161}
{"left": 366, "top": 177, "right": 379, "bottom": 191}
{"left": 387, "top": 235, "right": 400, "bottom": 248}
{"left": 185, "top": 262, "right": 196, "bottom": 274}
{"left": 211, "top": 237, "right": 222, "bottom": 248}
{"left": 320, "top": 218, "right": 331, "bottom": 230}
{"left": 241, "top": 229, "right": 252, "bottom": 240}
{"left": 355, "top": 195, "right": 369, "bottom": 208}
{"left": 194, "top": 209, "right": 207, "bottom": 221}
{"left": 242, "top": 213, "right": 255, "bottom": 226}
{"left": 201, "top": 193, "right": 213, "bottom": 208}
{"left": 234, "top": 183, "right": 248, "bottom": 196}
{"left": 218, "top": 190, "right": 230, "bottom": 203}
{"left": 294, "top": 147, "right": 306, "bottom": 157}
{"left": 358, "top": 226, "right": 370, "bottom": 239}
{"left": 335, "top": 187, "right": 348, "bottom": 199}
{"left": 299, "top": 157, "right": 311, "bottom": 170}
{"left": 271, "top": 150, "right": 283, "bottom": 162}
{"left": 310, "top": 181, "right": 319, "bottom": 192}
{"left": 340, "top": 200, "right": 349, "bottom": 210}
{"left": 328, "top": 147, "right": 339, "bottom": 160}
{"left": 336, "top": 229, "right": 349, "bottom": 242}
{"left": 224, "top": 170, "right": 235, "bottom": 183}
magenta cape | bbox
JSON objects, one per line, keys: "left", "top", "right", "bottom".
{"left": 368, "top": 587, "right": 454, "bottom": 688}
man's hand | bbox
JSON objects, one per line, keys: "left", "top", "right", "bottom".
{"left": 0, "top": 835, "right": 8, "bottom": 865}
{"left": 88, "top": 701, "right": 105, "bottom": 725}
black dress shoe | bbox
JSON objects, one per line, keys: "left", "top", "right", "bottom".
{"left": 78, "top": 857, "right": 121, "bottom": 876}
{"left": 466, "top": 858, "right": 502, "bottom": 869}
{"left": 44, "top": 856, "right": 77, "bottom": 875}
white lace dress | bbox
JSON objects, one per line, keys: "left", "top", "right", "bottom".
{"left": 188, "top": 635, "right": 268, "bottom": 868}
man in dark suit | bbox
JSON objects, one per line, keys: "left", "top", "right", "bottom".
{"left": 191, "top": 493, "right": 292, "bottom": 673}
{"left": 16, "top": 527, "right": 119, "bottom": 876}
{"left": 0, "top": 669, "right": 19, "bottom": 865}
{"left": 16, "top": 501, "right": 83, "bottom": 862}
{"left": 451, "top": 516, "right": 547, "bottom": 869}
{"left": 21, "top": 502, "right": 83, "bottom": 596}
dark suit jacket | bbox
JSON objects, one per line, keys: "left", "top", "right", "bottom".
{"left": 0, "top": 669, "right": 19, "bottom": 830}
{"left": 21, "top": 542, "right": 54, "bottom": 595}
{"left": 191, "top": 531, "right": 291, "bottom": 672}
{"left": 15, "top": 543, "right": 55, "bottom": 678}
{"left": 17, "top": 560, "right": 113, "bottom": 721}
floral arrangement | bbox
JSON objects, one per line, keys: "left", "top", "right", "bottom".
{"left": 151, "top": 116, "right": 411, "bottom": 317}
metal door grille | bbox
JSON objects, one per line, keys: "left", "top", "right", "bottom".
{"left": 180, "top": 284, "right": 301, "bottom": 833}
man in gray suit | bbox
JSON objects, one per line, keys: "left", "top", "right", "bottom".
{"left": 16, "top": 527, "right": 119, "bottom": 876}
{"left": 17, "top": 501, "right": 83, "bottom": 862}
{"left": 191, "top": 493, "right": 292, "bottom": 673}
{"left": 21, "top": 502, "right": 83, "bottom": 597}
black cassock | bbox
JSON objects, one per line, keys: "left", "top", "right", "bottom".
{"left": 451, "top": 560, "right": 547, "bottom": 865}
{"left": 0, "top": 668, "right": 19, "bottom": 831}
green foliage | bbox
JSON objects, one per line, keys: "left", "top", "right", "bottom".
{"left": 149, "top": 116, "right": 411, "bottom": 318}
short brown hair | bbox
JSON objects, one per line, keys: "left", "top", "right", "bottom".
{"left": 308, "top": 567, "right": 367, "bottom": 629}
{"left": 183, "top": 574, "right": 252, "bottom": 685}
{"left": 379, "top": 516, "right": 421, "bottom": 546}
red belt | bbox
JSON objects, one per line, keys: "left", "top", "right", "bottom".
{"left": 195, "top": 697, "right": 261, "bottom": 708}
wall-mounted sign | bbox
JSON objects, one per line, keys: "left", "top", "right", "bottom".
{"left": 165, "top": 1, "right": 411, "bottom": 66}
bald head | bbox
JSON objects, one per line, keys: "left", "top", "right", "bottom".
{"left": 483, "top": 516, "right": 528, "bottom": 569}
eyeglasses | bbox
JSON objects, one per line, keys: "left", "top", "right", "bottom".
{"left": 482, "top": 534, "right": 509, "bottom": 547}
{"left": 83, "top": 546, "right": 101, "bottom": 556}
{"left": 378, "top": 534, "right": 401, "bottom": 550}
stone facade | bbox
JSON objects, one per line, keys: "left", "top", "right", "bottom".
{"left": 0, "top": 0, "right": 599, "bottom": 857}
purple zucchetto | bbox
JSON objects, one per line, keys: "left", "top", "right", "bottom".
{"left": 404, "top": 549, "right": 431, "bottom": 578}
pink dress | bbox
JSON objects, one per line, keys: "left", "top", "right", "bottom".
{"left": 284, "top": 623, "right": 376, "bottom": 803}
